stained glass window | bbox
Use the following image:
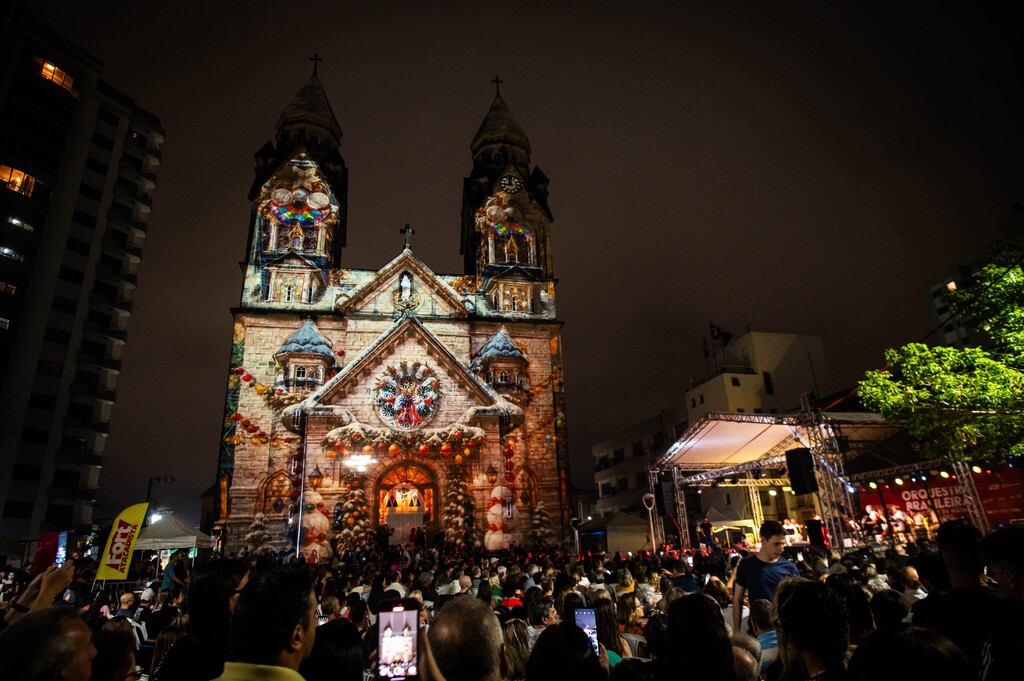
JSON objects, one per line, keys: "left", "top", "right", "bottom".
{"left": 263, "top": 472, "right": 291, "bottom": 514}
{"left": 504, "top": 287, "right": 526, "bottom": 312}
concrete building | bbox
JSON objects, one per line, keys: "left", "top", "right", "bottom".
{"left": 0, "top": 9, "right": 164, "bottom": 541}
{"left": 592, "top": 404, "right": 687, "bottom": 518}
{"left": 686, "top": 331, "right": 832, "bottom": 420}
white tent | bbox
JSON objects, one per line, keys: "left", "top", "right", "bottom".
{"left": 135, "top": 512, "right": 214, "bottom": 551}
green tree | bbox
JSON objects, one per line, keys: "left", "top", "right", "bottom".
{"left": 859, "top": 240, "right": 1024, "bottom": 460}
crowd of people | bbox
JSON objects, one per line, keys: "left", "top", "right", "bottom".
{"left": 1, "top": 516, "right": 1022, "bottom": 681}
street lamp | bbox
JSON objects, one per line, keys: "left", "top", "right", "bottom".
{"left": 642, "top": 493, "right": 657, "bottom": 551}
{"left": 308, "top": 466, "right": 324, "bottom": 492}
{"left": 485, "top": 464, "right": 498, "bottom": 486}
{"left": 569, "top": 516, "right": 581, "bottom": 555}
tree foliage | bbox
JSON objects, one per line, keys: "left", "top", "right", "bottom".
{"left": 859, "top": 240, "right": 1024, "bottom": 460}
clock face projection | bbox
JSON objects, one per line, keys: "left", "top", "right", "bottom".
{"left": 375, "top": 363, "right": 440, "bottom": 430}
{"left": 258, "top": 156, "right": 339, "bottom": 252}
{"left": 500, "top": 175, "right": 522, "bottom": 193}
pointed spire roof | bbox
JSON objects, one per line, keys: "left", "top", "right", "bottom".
{"left": 471, "top": 93, "right": 531, "bottom": 157}
{"left": 274, "top": 321, "right": 335, "bottom": 359}
{"left": 276, "top": 72, "right": 343, "bottom": 147}
{"left": 472, "top": 326, "right": 526, "bottom": 368}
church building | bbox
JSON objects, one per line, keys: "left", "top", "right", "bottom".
{"left": 212, "top": 69, "right": 569, "bottom": 556}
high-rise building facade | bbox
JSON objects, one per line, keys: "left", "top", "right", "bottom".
{"left": 212, "top": 72, "right": 569, "bottom": 555}
{"left": 0, "top": 9, "right": 164, "bottom": 541}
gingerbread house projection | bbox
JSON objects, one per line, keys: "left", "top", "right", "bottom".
{"left": 213, "top": 72, "right": 569, "bottom": 556}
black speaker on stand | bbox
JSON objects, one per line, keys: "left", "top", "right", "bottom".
{"left": 785, "top": 447, "right": 818, "bottom": 495}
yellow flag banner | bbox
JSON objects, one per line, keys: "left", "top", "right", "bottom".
{"left": 95, "top": 503, "right": 148, "bottom": 581}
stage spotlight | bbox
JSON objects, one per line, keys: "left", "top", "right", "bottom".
{"left": 752, "top": 468, "right": 762, "bottom": 480}
{"left": 846, "top": 484, "right": 855, "bottom": 493}
{"left": 940, "top": 471, "right": 950, "bottom": 478}
{"left": 710, "top": 480, "right": 720, "bottom": 488}
{"left": 868, "top": 481, "right": 878, "bottom": 489}
{"left": 768, "top": 489, "right": 777, "bottom": 496}
{"left": 972, "top": 465, "right": 982, "bottom": 474}
{"left": 895, "top": 477, "right": 903, "bottom": 485}
{"left": 729, "top": 476, "right": 740, "bottom": 485}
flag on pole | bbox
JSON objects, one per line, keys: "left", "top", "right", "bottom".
{"left": 95, "top": 503, "right": 148, "bottom": 581}
{"left": 709, "top": 322, "right": 732, "bottom": 347}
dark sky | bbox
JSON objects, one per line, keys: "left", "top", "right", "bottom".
{"left": 33, "top": 2, "right": 1024, "bottom": 524}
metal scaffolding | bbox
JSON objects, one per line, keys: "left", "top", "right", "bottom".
{"left": 951, "top": 461, "right": 991, "bottom": 534}
{"left": 672, "top": 466, "right": 691, "bottom": 549}
{"left": 747, "top": 471, "right": 765, "bottom": 529}
{"left": 800, "top": 393, "right": 859, "bottom": 549}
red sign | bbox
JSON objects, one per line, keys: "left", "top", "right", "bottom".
{"left": 105, "top": 518, "right": 139, "bottom": 572}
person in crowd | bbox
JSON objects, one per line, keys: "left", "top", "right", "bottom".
{"left": 980, "top": 525, "right": 1024, "bottom": 681}
{"left": 869, "top": 589, "right": 909, "bottom": 628}
{"left": 641, "top": 612, "right": 669, "bottom": 660}
{"left": 298, "top": 616, "right": 363, "bottom": 681}
{"left": 149, "top": 623, "right": 187, "bottom": 679}
{"left": 161, "top": 552, "right": 187, "bottom": 593}
{"left": 153, "top": 559, "right": 248, "bottom": 681}
{"left": 0, "top": 606, "right": 97, "bottom": 681}
{"left": 912, "top": 519, "right": 1004, "bottom": 670}
{"left": 114, "top": 592, "right": 136, "bottom": 618}
{"left": 732, "top": 640, "right": 760, "bottom": 681}
{"left": 663, "top": 593, "right": 735, "bottom": 681}
{"left": 526, "top": 621, "right": 607, "bottom": 681}
{"left": 502, "top": 618, "right": 530, "bottom": 681}
{"left": 899, "top": 565, "right": 927, "bottom": 607}
{"left": 428, "top": 596, "right": 506, "bottom": 681}
{"left": 347, "top": 599, "right": 370, "bottom": 636}
{"left": 749, "top": 599, "right": 778, "bottom": 673}
{"left": 90, "top": 629, "right": 136, "bottom": 681}
{"left": 775, "top": 581, "right": 848, "bottom": 681}
{"left": 214, "top": 566, "right": 317, "bottom": 681}
{"left": 616, "top": 591, "right": 644, "bottom": 636}
{"left": 320, "top": 595, "right": 341, "bottom": 622}
{"left": 732, "top": 520, "right": 799, "bottom": 634}
{"left": 823, "top": 572, "right": 874, "bottom": 642}
{"left": 595, "top": 597, "right": 630, "bottom": 664}
{"left": 847, "top": 625, "right": 968, "bottom": 681}
{"left": 526, "top": 596, "right": 558, "bottom": 652}
{"left": 661, "top": 558, "right": 698, "bottom": 594}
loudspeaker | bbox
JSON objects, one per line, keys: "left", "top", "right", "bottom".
{"left": 654, "top": 480, "right": 675, "bottom": 515}
{"left": 805, "top": 518, "right": 827, "bottom": 548}
{"left": 785, "top": 447, "right": 818, "bottom": 495}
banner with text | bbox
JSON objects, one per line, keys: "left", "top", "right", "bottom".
{"left": 856, "top": 469, "right": 1024, "bottom": 528}
{"left": 95, "top": 503, "right": 148, "bottom": 581}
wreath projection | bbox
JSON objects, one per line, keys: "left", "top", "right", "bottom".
{"left": 375, "top": 361, "right": 440, "bottom": 430}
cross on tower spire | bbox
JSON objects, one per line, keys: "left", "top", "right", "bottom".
{"left": 400, "top": 223, "right": 415, "bottom": 250}
{"left": 491, "top": 74, "right": 503, "bottom": 96}
{"left": 310, "top": 53, "right": 323, "bottom": 75}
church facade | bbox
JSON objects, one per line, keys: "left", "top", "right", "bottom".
{"left": 212, "top": 71, "right": 569, "bottom": 557}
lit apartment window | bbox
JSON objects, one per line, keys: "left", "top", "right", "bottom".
{"left": 0, "top": 318, "right": 10, "bottom": 331}
{"left": 7, "top": 216, "right": 34, "bottom": 231}
{"left": 0, "top": 165, "right": 36, "bottom": 196}
{"left": 0, "top": 282, "right": 16, "bottom": 295}
{"left": 946, "top": 280, "right": 957, "bottom": 291}
{"left": 40, "top": 61, "right": 74, "bottom": 93}
{"left": 1, "top": 246, "right": 24, "bottom": 262}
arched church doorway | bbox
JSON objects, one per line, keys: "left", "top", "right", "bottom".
{"left": 375, "top": 463, "right": 438, "bottom": 545}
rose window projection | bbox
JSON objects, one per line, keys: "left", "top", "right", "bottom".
{"left": 375, "top": 362, "right": 440, "bottom": 430}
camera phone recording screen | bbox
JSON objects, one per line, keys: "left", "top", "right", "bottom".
{"left": 574, "top": 608, "right": 599, "bottom": 654}
{"left": 379, "top": 606, "right": 418, "bottom": 678}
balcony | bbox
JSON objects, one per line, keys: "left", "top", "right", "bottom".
{"left": 275, "top": 377, "right": 322, "bottom": 392}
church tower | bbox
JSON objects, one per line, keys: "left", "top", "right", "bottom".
{"left": 243, "top": 64, "right": 348, "bottom": 302}
{"left": 212, "top": 71, "right": 569, "bottom": 556}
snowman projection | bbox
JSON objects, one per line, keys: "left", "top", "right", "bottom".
{"left": 484, "top": 486, "right": 519, "bottom": 551}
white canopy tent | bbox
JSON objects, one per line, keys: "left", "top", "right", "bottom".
{"left": 135, "top": 512, "right": 214, "bottom": 551}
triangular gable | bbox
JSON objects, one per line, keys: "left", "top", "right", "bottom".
{"left": 263, "top": 251, "right": 323, "bottom": 270}
{"left": 335, "top": 249, "right": 468, "bottom": 317}
{"left": 307, "top": 316, "right": 499, "bottom": 409}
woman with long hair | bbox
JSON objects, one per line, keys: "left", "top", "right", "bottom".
{"left": 616, "top": 592, "right": 644, "bottom": 635}
{"left": 594, "top": 598, "right": 630, "bottom": 665}
{"left": 502, "top": 617, "right": 531, "bottom": 681}
{"left": 666, "top": 593, "right": 736, "bottom": 681}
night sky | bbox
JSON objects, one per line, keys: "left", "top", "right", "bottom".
{"left": 32, "top": 3, "right": 1024, "bottom": 524}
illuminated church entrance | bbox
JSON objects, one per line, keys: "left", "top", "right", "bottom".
{"left": 375, "top": 463, "right": 438, "bottom": 545}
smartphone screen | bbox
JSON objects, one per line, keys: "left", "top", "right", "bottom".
{"left": 317, "top": 615, "right": 330, "bottom": 627}
{"left": 574, "top": 608, "right": 599, "bottom": 654}
{"left": 378, "top": 601, "right": 419, "bottom": 679}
